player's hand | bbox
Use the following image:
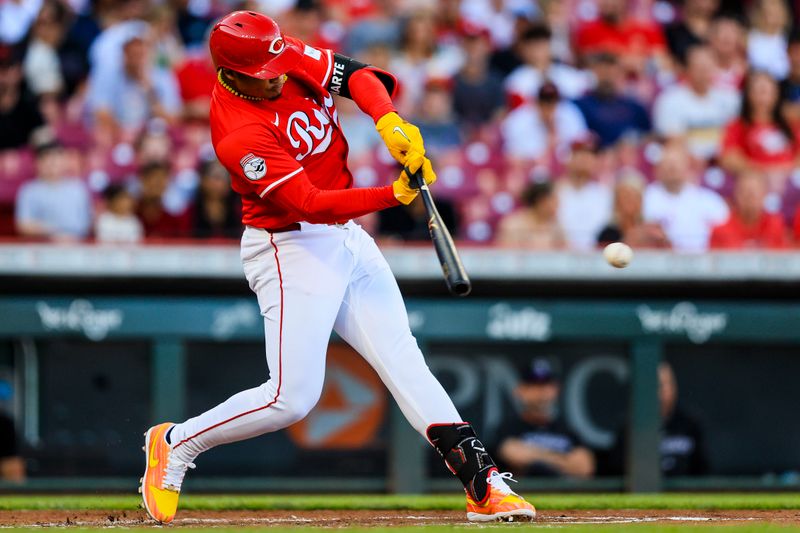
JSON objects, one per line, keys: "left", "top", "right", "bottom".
{"left": 405, "top": 157, "right": 437, "bottom": 189}
{"left": 392, "top": 158, "right": 436, "bottom": 204}
{"left": 392, "top": 168, "right": 418, "bottom": 205}
{"left": 376, "top": 111, "right": 425, "bottom": 173}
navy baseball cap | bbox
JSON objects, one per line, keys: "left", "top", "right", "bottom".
{"left": 522, "top": 358, "right": 558, "bottom": 384}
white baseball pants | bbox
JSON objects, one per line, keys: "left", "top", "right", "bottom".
{"left": 168, "top": 221, "right": 462, "bottom": 461}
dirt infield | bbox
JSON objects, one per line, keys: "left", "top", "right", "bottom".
{"left": 1, "top": 509, "right": 799, "bottom": 527}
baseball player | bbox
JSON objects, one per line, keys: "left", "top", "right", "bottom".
{"left": 140, "top": 11, "right": 535, "bottom": 524}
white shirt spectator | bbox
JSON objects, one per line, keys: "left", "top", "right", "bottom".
{"left": 95, "top": 212, "right": 143, "bottom": 243}
{"left": 557, "top": 180, "right": 613, "bottom": 250}
{"left": 501, "top": 101, "right": 589, "bottom": 160}
{"left": 460, "top": 0, "right": 539, "bottom": 48}
{"left": 23, "top": 40, "right": 63, "bottom": 95}
{"left": 15, "top": 177, "right": 92, "bottom": 238}
{"left": 505, "top": 63, "right": 592, "bottom": 101}
{"left": 86, "top": 65, "right": 181, "bottom": 130}
{"left": 88, "top": 20, "right": 149, "bottom": 72}
{"left": 653, "top": 83, "right": 740, "bottom": 160}
{"left": 0, "top": 0, "right": 42, "bottom": 43}
{"left": 747, "top": 30, "right": 789, "bottom": 80}
{"left": 643, "top": 182, "right": 729, "bottom": 252}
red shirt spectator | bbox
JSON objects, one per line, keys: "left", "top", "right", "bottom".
{"left": 720, "top": 72, "right": 800, "bottom": 192}
{"left": 710, "top": 210, "right": 787, "bottom": 248}
{"left": 721, "top": 118, "right": 800, "bottom": 168}
{"left": 175, "top": 54, "right": 215, "bottom": 103}
{"left": 710, "top": 170, "right": 787, "bottom": 249}
{"left": 574, "top": 18, "right": 666, "bottom": 58}
{"left": 175, "top": 52, "right": 216, "bottom": 120}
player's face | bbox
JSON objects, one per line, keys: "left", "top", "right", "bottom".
{"left": 230, "top": 71, "right": 287, "bottom": 100}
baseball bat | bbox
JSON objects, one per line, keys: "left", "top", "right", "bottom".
{"left": 410, "top": 168, "right": 472, "bottom": 297}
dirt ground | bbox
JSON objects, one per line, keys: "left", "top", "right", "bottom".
{"left": 0, "top": 509, "right": 799, "bottom": 528}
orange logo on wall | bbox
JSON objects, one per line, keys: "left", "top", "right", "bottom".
{"left": 287, "top": 343, "right": 387, "bottom": 449}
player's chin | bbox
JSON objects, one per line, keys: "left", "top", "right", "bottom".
{"left": 266, "top": 84, "right": 284, "bottom": 100}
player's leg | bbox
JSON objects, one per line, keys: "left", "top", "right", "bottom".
{"left": 332, "top": 225, "right": 535, "bottom": 522}
{"left": 141, "top": 226, "right": 351, "bottom": 523}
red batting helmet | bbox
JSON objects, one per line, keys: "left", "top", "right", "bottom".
{"left": 209, "top": 11, "right": 302, "bottom": 79}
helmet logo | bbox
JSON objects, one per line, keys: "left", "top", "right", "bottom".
{"left": 269, "top": 37, "right": 285, "bottom": 54}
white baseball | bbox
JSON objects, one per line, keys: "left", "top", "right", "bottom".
{"left": 603, "top": 242, "right": 633, "bottom": 268}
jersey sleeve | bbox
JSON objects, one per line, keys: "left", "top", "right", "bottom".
{"left": 288, "top": 36, "right": 336, "bottom": 89}
{"left": 215, "top": 123, "right": 304, "bottom": 199}
{"left": 288, "top": 35, "right": 398, "bottom": 99}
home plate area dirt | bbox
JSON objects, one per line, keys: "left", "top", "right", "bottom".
{"left": 0, "top": 509, "right": 799, "bottom": 527}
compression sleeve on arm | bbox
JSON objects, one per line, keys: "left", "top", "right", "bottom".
{"left": 348, "top": 68, "right": 397, "bottom": 123}
{"left": 268, "top": 169, "right": 399, "bottom": 224}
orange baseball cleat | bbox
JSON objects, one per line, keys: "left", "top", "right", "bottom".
{"left": 139, "top": 423, "right": 195, "bottom": 524}
{"left": 466, "top": 470, "right": 536, "bottom": 522}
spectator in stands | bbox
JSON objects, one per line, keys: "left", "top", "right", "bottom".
{"left": 643, "top": 143, "right": 729, "bottom": 252}
{"left": 497, "top": 181, "right": 565, "bottom": 249}
{"left": 573, "top": 0, "right": 667, "bottom": 65}
{"left": 653, "top": 45, "right": 740, "bottom": 161}
{"left": 710, "top": 170, "right": 787, "bottom": 248}
{"left": 414, "top": 78, "right": 462, "bottom": 155}
{"left": 190, "top": 159, "right": 241, "bottom": 239}
{"left": 22, "top": 0, "right": 68, "bottom": 101}
{"left": 15, "top": 136, "right": 92, "bottom": 240}
{"left": 720, "top": 71, "right": 800, "bottom": 192}
{"left": 388, "top": 11, "right": 461, "bottom": 116}
{"left": 451, "top": 23, "right": 505, "bottom": 130}
{"left": 504, "top": 24, "right": 590, "bottom": 108}
{"left": 174, "top": 29, "right": 215, "bottom": 121}
{"left": 747, "top": 0, "right": 790, "bottom": 80}
{"left": 502, "top": 82, "right": 588, "bottom": 161}
{"left": 0, "top": 0, "right": 42, "bottom": 45}
{"left": 95, "top": 183, "right": 143, "bottom": 243}
{"left": 136, "top": 161, "right": 189, "bottom": 238}
{"left": 0, "top": 44, "right": 44, "bottom": 149}
{"left": 597, "top": 172, "right": 670, "bottom": 247}
{"left": 496, "top": 358, "right": 595, "bottom": 478}
{"left": 574, "top": 53, "right": 650, "bottom": 149}
{"left": 343, "top": 0, "right": 400, "bottom": 56}
{"left": 460, "top": 0, "right": 537, "bottom": 50}
{"left": 86, "top": 30, "right": 182, "bottom": 140}
{"left": 556, "top": 138, "right": 613, "bottom": 251}
{"left": 147, "top": 4, "right": 184, "bottom": 70}
{"left": 665, "top": 0, "right": 720, "bottom": 63}
{"left": 780, "top": 31, "right": 800, "bottom": 121}
{"left": 708, "top": 15, "right": 747, "bottom": 90}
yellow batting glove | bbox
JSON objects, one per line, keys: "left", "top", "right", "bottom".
{"left": 392, "top": 168, "right": 419, "bottom": 205}
{"left": 411, "top": 158, "right": 437, "bottom": 188}
{"left": 376, "top": 112, "right": 426, "bottom": 173}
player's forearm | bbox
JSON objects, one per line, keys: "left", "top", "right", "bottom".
{"left": 348, "top": 69, "right": 396, "bottom": 123}
{"left": 270, "top": 176, "right": 399, "bottom": 224}
{"left": 298, "top": 186, "right": 399, "bottom": 223}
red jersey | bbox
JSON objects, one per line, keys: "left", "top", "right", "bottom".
{"left": 210, "top": 37, "right": 396, "bottom": 229}
{"left": 709, "top": 210, "right": 787, "bottom": 249}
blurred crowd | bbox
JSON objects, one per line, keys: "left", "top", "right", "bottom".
{"left": 3, "top": 0, "right": 800, "bottom": 250}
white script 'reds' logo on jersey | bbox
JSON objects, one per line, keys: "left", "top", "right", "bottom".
{"left": 240, "top": 153, "right": 267, "bottom": 180}
{"left": 286, "top": 94, "right": 337, "bottom": 161}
